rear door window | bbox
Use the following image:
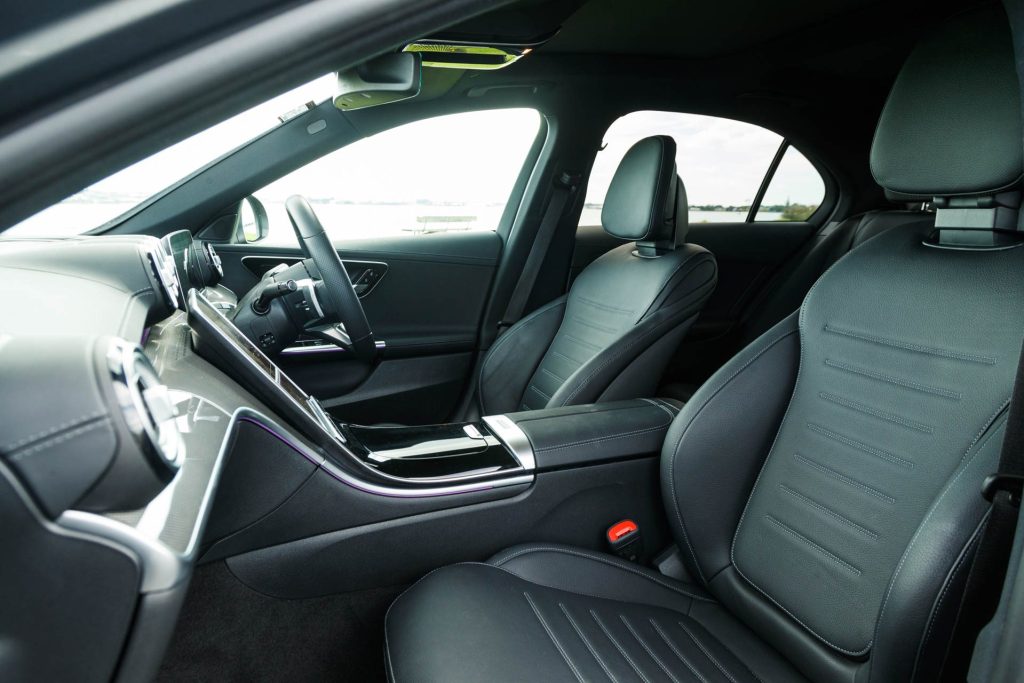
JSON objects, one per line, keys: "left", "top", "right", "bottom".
{"left": 582, "top": 110, "right": 825, "bottom": 225}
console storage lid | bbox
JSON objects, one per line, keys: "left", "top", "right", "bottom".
{"left": 503, "top": 398, "right": 679, "bottom": 471}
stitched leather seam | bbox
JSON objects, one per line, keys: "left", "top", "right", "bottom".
{"left": 525, "top": 591, "right": 585, "bottom": 682}
{"left": 642, "top": 397, "right": 678, "bottom": 420}
{"left": 621, "top": 615, "right": 683, "bottom": 683}
{"left": 559, "top": 308, "right": 700, "bottom": 407}
{"left": 668, "top": 324, "right": 799, "bottom": 586}
{"left": 778, "top": 483, "right": 879, "bottom": 539}
{"left": 513, "top": 402, "right": 649, "bottom": 426}
{"left": 478, "top": 296, "right": 567, "bottom": 412}
{"left": 578, "top": 294, "right": 635, "bottom": 314}
{"left": 638, "top": 250, "right": 714, "bottom": 322}
{"left": 563, "top": 332, "right": 604, "bottom": 352}
{"left": 648, "top": 619, "right": 710, "bottom": 683}
{"left": 560, "top": 603, "right": 619, "bottom": 682}
{"left": 764, "top": 515, "right": 862, "bottom": 576}
{"left": 591, "top": 610, "right": 652, "bottom": 683}
{"left": 793, "top": 453, "right": 897, "bottom": 504}
{"left": 541, "top": 367, "right": 565, "bottom": 383}
{"left": 535, "top": 421, "right": 673, "bottom": 453}
{"left": 528, "top": 384, "right": 552, "bottom": 401}
{"left": 730, "top": 252, "right": 873, "bottom": 656}
{"left": 869, "top": 410, "right": 1009, "bottom": 675}
{"left": 806, "top": 422, "right": 914, "bottom": 470}
{"left": 823, "top": 358, "right": 962, "bottom": 400}
{"left": 573, "top": 315, "right": 621, "bottom": 335}
{"left": 818, "top": 391, "right": 934, "bottom": 433}
{"left": 915, "top": 515, "right": 986, "bottom": 681}
{"left": 10, "top": 419, "right": 111, "bottom": 460}
{"left": 674, "top": 620, "right": 746, "bottom": 683}
{"left": 3, "top": 410, "right": 108, "bottom": 452}
{"left": 823, "top": 324, "right": 996, "bottom": 365}
{"left": 490, "top": 546, "right": 713, "bottom": 602}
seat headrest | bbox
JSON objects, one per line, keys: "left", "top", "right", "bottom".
{"left": 601, "top": 136, "right": 689, "bottom": 255}
{"left": 870, "top": 6, "right": 1023, "bottom": 199}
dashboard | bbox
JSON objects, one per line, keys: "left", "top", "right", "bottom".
{"left": 0, "top": 231, "right": 535, "bottom": 682}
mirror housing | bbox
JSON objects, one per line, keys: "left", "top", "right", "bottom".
{"left": 334, "top": 52, "right": 421, "bottom": 111}
{"left": 236, "top": 195, "right": 269, "bottom": 243}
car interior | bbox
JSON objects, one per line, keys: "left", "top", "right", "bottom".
{"left": 2, "top": 0, "right": 1024, "bottom": 681}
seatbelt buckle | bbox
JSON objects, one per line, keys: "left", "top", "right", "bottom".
{"left": 982, "top": 473, "right": 1023, "bottom": 505}
{"left": 607, "top": 519, "right": 642, "bottom": 562}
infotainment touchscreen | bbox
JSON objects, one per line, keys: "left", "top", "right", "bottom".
{"left": 187, "top": 289, "right": 341, "bottom": 442}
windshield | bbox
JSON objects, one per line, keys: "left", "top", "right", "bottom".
{"left": 5, "top": 74, "right": 336, "bottom": 237}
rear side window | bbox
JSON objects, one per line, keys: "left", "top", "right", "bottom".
{"left": 754, "top": 145, "right": 826, "bottom": 221}
{"left": 582, "top": 111, "right": 825, "bottom": 225}
{"left": 254, "top": 108, "right": 541, "bottom": 245}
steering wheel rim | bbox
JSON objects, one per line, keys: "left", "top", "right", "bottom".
{"left": 285, "top": 195, "right": 376, "bottom": 361}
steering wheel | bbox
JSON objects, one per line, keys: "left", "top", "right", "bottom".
{"left": 285, "top": 195, "right": 377, "bottom": 361}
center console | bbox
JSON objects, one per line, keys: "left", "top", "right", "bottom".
{"left": 187, "top": 289, "right": 678, "bottom": 498}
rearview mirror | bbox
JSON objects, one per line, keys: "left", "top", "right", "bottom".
{"left": 334, "top": 52, "right": 421, "bottom": 111}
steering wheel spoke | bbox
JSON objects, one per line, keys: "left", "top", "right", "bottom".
{"left": 285, "top": 195, "right": 378, "bottom": 362}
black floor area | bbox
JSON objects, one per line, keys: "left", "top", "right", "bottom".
{"left": 158, "top": 561, "right": 403, "bottom": 682}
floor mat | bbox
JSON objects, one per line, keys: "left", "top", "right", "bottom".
{"left": 157, "top": 561, "right": 403, "bottom": 682}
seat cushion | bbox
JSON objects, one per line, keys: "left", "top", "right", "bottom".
{"left": 385, "top": 544, "right": 809, "bottom": 682}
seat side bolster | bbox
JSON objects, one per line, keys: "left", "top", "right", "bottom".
{"left": 870, "top": 414, "right": 1008, "bottom": 683}
{"left": 661, "top": 312, "right": 800, "bottom": 586}
{"left": 478, "top": 295, "right": 567, "bottom": 415}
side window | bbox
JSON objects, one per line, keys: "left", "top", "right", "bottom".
{"left": 754, "top": 145, "right": 826, "bottom": 221}
{"left": 581, "top": 110, "right": 825, "bottom": 226}
{"left": 254, "top": 108, "right": 541, "bottom": 245}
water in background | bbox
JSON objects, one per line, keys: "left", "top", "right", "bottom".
{"left": 6, "top": 200, "right": 782, "bottom": 241}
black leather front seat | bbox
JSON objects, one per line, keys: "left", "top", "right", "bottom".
{"left": 474, "top": 135, "right": 717, "bottom": 415}
{"left": 385, "top": 7, "right": 1024, "bottom": 682}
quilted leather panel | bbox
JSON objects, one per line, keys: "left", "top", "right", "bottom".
{"left": 732, "top": 226, "right": 1024, "bottom": 654}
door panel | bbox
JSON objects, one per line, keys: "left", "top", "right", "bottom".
{"left": 215, "top": 230, "right": 501, "bottom": 423}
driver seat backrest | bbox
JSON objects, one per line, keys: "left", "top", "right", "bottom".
{"left": 477, "top": 135, "right": 718, "bottom": 415}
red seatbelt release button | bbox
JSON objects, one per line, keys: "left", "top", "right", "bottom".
{"left": 607, "top": 519, "right": 642, "bottom": 562}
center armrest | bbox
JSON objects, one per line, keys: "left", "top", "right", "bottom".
{"left": 501, "top": 398, "right": 680, "bottom": 471}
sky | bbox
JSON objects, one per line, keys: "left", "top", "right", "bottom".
{"left": 7, "top": 77, "right": 825, "bottom": 237}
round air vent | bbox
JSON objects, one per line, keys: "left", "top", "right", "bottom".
{"left": 106, "top": 339, "right": 183, "bottom": 481}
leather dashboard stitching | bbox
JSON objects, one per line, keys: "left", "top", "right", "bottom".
{"left": 2, "top": 409, "right": 107, "bottom": 452}
{"left": 9, "top": 418, "right": 111, "bottom": 460}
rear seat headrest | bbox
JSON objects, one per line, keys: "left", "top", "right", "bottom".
{"left": 870, "top": 6, "right": 1022, "bottom": 200}
{"left": 602, "top": 135, "right": 689, "bottom": 255}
